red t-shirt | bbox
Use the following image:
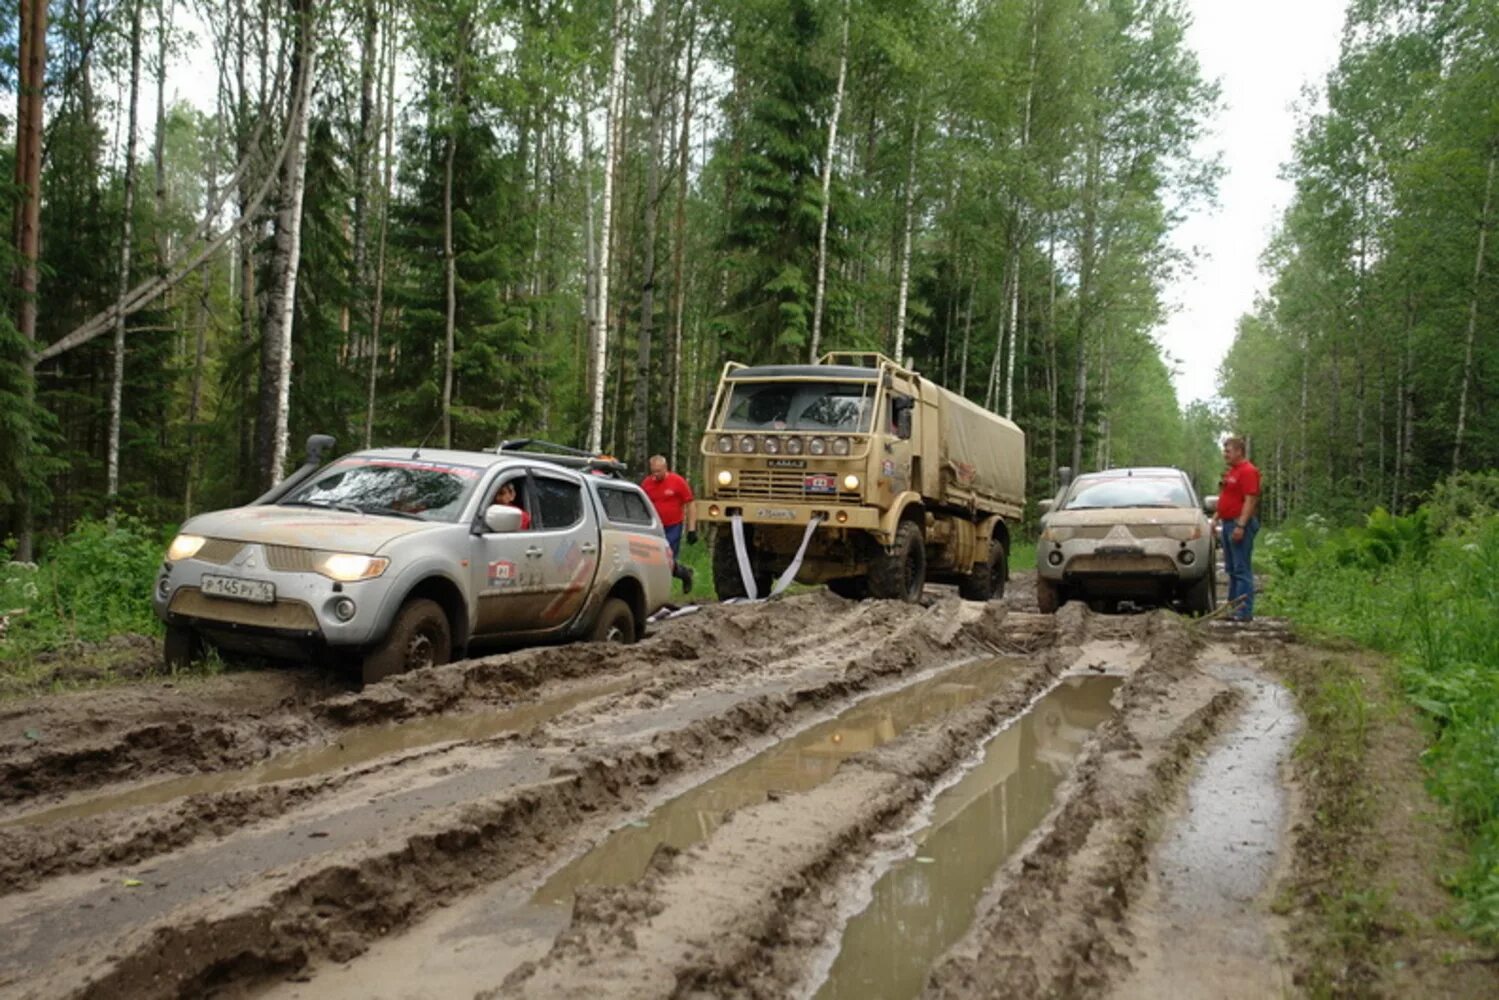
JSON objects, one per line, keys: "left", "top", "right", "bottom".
{"left": 640, "top": 471, "right": 694, "bottom": 528}
{"left": 1218, "top": 459, "right": 1260, "bottom": 521}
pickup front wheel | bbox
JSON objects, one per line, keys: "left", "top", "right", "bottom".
{"left": 362, "top": 598, "right": 451, "bottom": 686}
{"left": 591, "top": 597, "right": 637, "bottom": 643}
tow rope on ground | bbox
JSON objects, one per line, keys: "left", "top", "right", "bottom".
{"left": 730, "top": 512, "right": 824, "bottom": 601}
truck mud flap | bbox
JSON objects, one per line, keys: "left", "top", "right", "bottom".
{"left": 730, "top": 513, "right": 824, "bottom": 601}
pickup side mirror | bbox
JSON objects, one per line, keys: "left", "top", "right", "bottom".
{"left": 1057, "top": 465, "right": 1073, "bottom": 489}
{"left": 1037, "top": 498, "right": 1053, "bottom": 515}
{"left": 483, "top": 505, "right": 526, "bottom": 533}
{"left": 1203, "top": 495, "right": 1219, "bottom": 515}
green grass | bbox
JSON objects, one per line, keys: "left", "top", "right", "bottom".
{"left": 1264, "top": 504, "right": 1499, "bottom": 942}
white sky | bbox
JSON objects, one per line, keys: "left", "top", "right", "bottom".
{"left": 1157, "top": 0, "right": 1347, "bottom": 407}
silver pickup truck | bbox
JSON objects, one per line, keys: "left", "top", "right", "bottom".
{"left": 153, "top": 438, "right": 674, "bottom": 684}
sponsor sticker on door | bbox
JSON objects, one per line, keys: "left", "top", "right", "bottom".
{"left": 488, "top": 560, "right": 517, "bottom": 586}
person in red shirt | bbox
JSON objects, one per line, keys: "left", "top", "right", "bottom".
{"left": 1216, "top": 436, "right": 1261, "bottom": 622}
{"left": 641, "top": 455, "right": 697, "bottom": 594}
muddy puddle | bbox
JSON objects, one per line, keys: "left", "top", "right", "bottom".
{"left": 284, "top": 655, "right": 1034, "bottom": 999}
{"left": 811, "top": 676, "right": 1120, "bottom": 1000}
{"left": 1, "top": 677, "right": 632, "bottom": 829}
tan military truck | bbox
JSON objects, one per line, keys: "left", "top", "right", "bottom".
{"left": 691, "top": 352, "right": 1025, "bottom": 602}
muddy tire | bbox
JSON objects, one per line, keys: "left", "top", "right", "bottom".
{"left": 1036, "top": 575, "right": 1064, "bottom": 614}
{"left": 361, "top": 598, "right": 451, "bottom": 686}
{"left": 590, "top": 597, "right": 637, "bottom": 644}
{"left": 868, "top": 520, "right": 926, "bottom": 602}
{"left": 958, "top": 540, "right": 1009, "bottom": 601}
{"left": 712, "top": 531, "right": 772, "bottom": 600}
{"left": 1183, "top": 567, "right": 1216, "bottom": 616}
{"left": 163, "top": 624, "right": 202, "bottom": 671}
{"left": 826, "top": 576, "right": 869, "bottom": 600}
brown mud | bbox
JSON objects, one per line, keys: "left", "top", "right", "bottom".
{"left": 0, "top": 581, "right": 1492, "bottom": 1000}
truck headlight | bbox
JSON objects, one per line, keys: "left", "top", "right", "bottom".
{"left": 842, "top": 474, "right": 860, "bottom": 491}
{"left": 717, "top": 469, "right": 734, "bottom": 486}
{"left": 738, "top": 435, "right": 757, "bottom": 454}
{"left": 166, "top": 534, "right": 207, "bottom": 562}
{"left": 831, "top": 437, "right": 851, "bottom": 456}
{"left": 761, "top": 436, "right": 780, "bottom": 454}
{"left": 717, "top": 435, "right": 735, "bottom": 453}
{"left": 784, "top": 437, "right": 804, "bottom": 455}
{"left": 808, "top": 437, "right": 827, "bottom": 456}
{"left": 314, "top": 553, "right": 390, "bottom": 581}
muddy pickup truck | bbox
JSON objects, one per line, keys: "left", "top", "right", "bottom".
{"left": 692, "top": 352, "right": 1025, "bottom": 602}
{"left": 153, "top": 438, "right": 674, "bottom": 684}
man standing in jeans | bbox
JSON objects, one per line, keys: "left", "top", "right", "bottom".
{"left": 641, "top": 455, "right": 697, "bottom": 594}
{"left": 1216, "top": 436, "right": 1260, "bottom": 622}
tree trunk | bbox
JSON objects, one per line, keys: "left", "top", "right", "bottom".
{"left": 891, "top": 111, "right": 920, "bottom": 364}
{"left": 590, "top": 0, "right": 628, "bottom": 454}
{"left": 1452, "top": 148, "right": 1495, "bottom": 472}
{"left": 108, "top": 0, "right": 143, "bottom": 501}
{"left": 348, "top": 0, "right": 378, "bottom": 363}
{"left": 365, "top": 0, "right": 397, "bottom": 448}
{"left": 255, "top": 3, "right": 315, "bottom": 489}
{"left": 668, "top": 6, "right": 697, "bottom": 470}
{"left": 11, "top": 0, "right": 46, "bottom": 560}
{"left": 440, "top": 24, "right": 464, "bottom": 449}
{"left": 630, "top": 0, "right": 670, "bottom": 468}
{"left": 810, "top": 0, "right": 849, "bottom": 361}
{"left": 1071, "top": 140, "right": 1100, "bottom": 475}
{"left": 153, "top": 0, "right": 171, "bottom": 276}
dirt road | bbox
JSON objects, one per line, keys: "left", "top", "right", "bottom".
{"left": 0, "top": 584, "right": 1309, "bottom": 998}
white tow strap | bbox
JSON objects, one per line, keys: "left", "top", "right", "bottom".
{"left": 730, "top": 513, "right": 824, "bottom": 601}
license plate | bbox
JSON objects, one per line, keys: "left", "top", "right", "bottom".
{"left": 756, "top": 508, "right": 798, "bottom": 520}
{"left": 201, "top": 573, "right": 276, "bottom": 604}
{"left": 804, "top": 474, "right": 836, "bottom": 494}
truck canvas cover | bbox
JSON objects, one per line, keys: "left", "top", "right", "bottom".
{"left": 933, "top": 384, "right": 1025, "bottom": 510}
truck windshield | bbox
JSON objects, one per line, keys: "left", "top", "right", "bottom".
{"left": 721, "top": 381, "right": 875, "bottom": 432}
{"left": 1062, "top": 476, "right": 1193, "bottom": 510}
{"left": 281, "top": 458, "right": 483, "bottom": 522}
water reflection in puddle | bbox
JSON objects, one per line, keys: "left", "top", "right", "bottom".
{"left": 811, "top": 675, "right": 1120, "bottom": 1000}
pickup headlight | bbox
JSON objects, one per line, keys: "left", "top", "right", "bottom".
{"left": 166, "top": 534, "right": 207, "bottom": 561}
{"left": 1039, "top": 526, "right": 1075, "bottom": 543}
{"left": 1164, "top": 524, "right": 1203, "bottom": 541}
{"left": 314, "top": 553, "right": 390, "bottom": 581}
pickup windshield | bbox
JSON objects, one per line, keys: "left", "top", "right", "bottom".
{"left": 721, "top": 380, "right": 876, "bottom": 432}
{"left": 1062, "top": 476, "right": 1193, "bottom": 510}
{"left": 282, "top": 457, "right": 483, "bottom": 522}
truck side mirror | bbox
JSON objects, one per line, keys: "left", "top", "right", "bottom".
{"left": 1203, "top": 495, "right": 1219, "bottom": 515}
{"left": 483, "top": 505, "right": 526, "bottom": 533}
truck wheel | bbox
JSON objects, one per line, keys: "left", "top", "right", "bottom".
{"left": 163, "top": 624, "right": 202, "bottom": 671}
{"left": 1036, "top": 575, "right": 1063, "bottom": 614}
{"left": 712, "top": 532, "right": 771, "bottom": 600}
{"left": 827, "top": 577, "right": 868, "bottom": 600}
{"left": 362, "top": 598, "right": 451, "bottom": 686}
{"left": 869, "top": 520, "right": 926, "bottom": 602}
{"left": 1183, "top": 567, "right": 1216, "bottom": 616}
{"left": 591, "top": 597, "right": 637, "bottom": 643}
{"left": 958, "top": 540, "right": 1009, "bottom": 602}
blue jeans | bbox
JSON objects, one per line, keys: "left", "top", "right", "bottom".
{"left": 1221, "top": 518, "right": 1259, "bottom": 620}
{"left": 662, "top": 522, "right": 688, "bottom": 581}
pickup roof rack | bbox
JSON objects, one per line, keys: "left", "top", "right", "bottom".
{"left": 494, "top": 438, "right": 629, "bottom": 479}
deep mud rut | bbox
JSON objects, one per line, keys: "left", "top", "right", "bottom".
{"left": 0, "top": 583, "right": 1309, "bottom": 999}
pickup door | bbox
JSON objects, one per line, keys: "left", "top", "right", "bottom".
{"left": 471, "top": 467, "right": 599, "bottom": 639}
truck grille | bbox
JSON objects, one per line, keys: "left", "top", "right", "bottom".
{"left": 718, "top": 469, "right": 863, "bottom": 505}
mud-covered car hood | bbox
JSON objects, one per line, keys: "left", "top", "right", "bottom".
{"left": 181, "top": 504, "right": 443, "bottom": 554}
{"left": 1045, "top": 507, "right": 1205, "bottom": 528}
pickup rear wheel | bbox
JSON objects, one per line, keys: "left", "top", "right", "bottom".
{"left": 591, "top": 597, "right": 637, "bottom": 643}
{"left": 868, "top": 520, "right": 926, "bottom": 602}
{"left": 362, "top": 598, "right": 451, "bottom": 686}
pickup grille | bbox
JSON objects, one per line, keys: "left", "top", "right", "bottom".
{"left": 718, "top": 469, "right": 863, "bottom": 505}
